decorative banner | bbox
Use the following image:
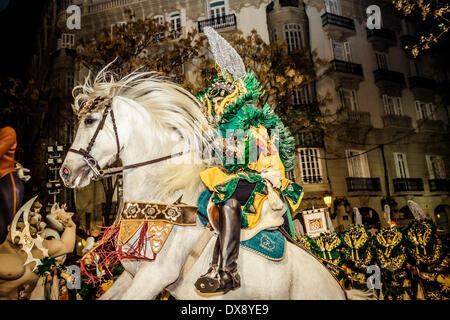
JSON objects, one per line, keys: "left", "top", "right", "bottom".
{"left": 302, "top": 208, "right": 329, "bottom": 238}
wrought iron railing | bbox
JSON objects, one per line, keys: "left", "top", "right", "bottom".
{"left": 393, "top": 178, "right": 424, "bottom": 192}
{"left": 367, "top": 27, "right": 397, "bottom": 42}
{"left": 331, "top": 60, "right": 363, "bottom": 76}
{"left": 382, "top": 115, "right": 412, "bottom": 128}
{"left": 321, "top": 12, "right": 355, "bottom": 30}
{"left": 429, "top": 179, "right": 450, "bottom": 192}
{"left": 373, "top": 69, "right": 405, "bottom": 85}
{"left": 346, "top": 177, "right": 381, "bottom": 192}
{"left": 408, "top": 76, "right": 436, "bottom": 90}
{"left": 198, "top": 14, "right": 237, "bottom": 32}
{"left": 86, "top": 0, "right": 142, "bottom": 14}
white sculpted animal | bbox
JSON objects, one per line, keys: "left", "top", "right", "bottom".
{"left": 59, "top": 68, "right": 375, "bottom": 300}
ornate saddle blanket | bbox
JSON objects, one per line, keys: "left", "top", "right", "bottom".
{"left": 117, "top": 201, "right": 198, "bottom": 259}
{"left": 198, "top": 191, "right": 286, "bottom": 261}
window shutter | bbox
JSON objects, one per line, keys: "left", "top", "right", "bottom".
{"left": 395, "top": 97, "right": 402, "bottom": 115}
{"left": 351, "top": 90, "right": 358, "bottom": 111}
{"left": 382, "top": 94, "right": 388, "bottom": 114}
{"left": 415, "top": 101, "right": 422, "bottom": 120}
{"left": 180, "top": 8, "right": 186, "bottom": 27}
{"left": 344, "top": 41, "right": 351, "bottom": 62}
{"left": 425, "top": 155, "right": 435, "bottom": 179}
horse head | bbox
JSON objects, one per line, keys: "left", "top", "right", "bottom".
{"left": 60, "top": 66, "right": 216, "bottom": 192}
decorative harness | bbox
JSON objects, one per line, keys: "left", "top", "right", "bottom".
{"left": 68, "top": 99, "right": 184, "bottom": 180}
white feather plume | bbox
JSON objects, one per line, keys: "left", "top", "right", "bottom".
{"left": 407, "top": 200, "right": 426, "bottom": 220}
{"left": 384, "top": 204, "right": 391, "bottom": 225}
{"left": 203, "top": 26, "right": 246, "bottom": 80}
{"left": 353, "top": 207, "right": 362, "bottom": 225}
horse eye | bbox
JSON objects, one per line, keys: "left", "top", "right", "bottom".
{"left": 84, "top": 118, "right": 96, "bottom": 125}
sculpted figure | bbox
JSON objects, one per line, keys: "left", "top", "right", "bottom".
{"left": 0, "top": 198, "right": 76, "bottom": 300}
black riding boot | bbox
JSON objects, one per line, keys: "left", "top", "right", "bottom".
{"left": 195, "top": 198, "right": 241, "bottom": 296}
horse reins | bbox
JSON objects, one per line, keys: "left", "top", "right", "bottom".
{"left": 68, "top": 102, "right": 184, "bottom": 180}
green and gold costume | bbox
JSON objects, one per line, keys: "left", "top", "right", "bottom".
{"left": 197, "top": 71, "right": 303, "bottom": 234}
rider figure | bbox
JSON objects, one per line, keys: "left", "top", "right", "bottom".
{"left": 194, "top": 28, "right": 303, "bottom": 296}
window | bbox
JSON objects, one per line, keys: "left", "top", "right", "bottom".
{"left": 415, "top": 101, "right": 435, "bottom": 120}
{"left": 426, "top": 155, "right": 446, "bottom": 179}
{"left": 153, "top": 15, "right": 164, "bottom": 25}
{"left": 375, "top": 52, "right": 389, "bottom": 70}
{"left": 332, "top": 40, "right": 351, "bottom": 61}
{"left": 394, "top": 153, "right": 409, "bottom": 178}
{"left": 59, "top": 33, "right": 75, "bottom": 49}
{"left": 299, "top": 148, "right": 323, "bottom": 184}
{"left": 292, "top": 85, "right": 311, "bottom": 105}
{"left": 346, "top": 150, "right": 370, "bottom": 177}
{"left": 169, "top": 12, "right": 181, "bottom": 31}
{"left": 340, "top": 89, "right": 358, "bottom": 111}
{"left": 284, "top": 24, "right": 302, "bottom": 53}
{"left": 209, "top": 0, "right": 226, "bottom": 19}
{"left": 382, "top": 95, "right": 402, "bottom": 116}
{"left": 325, "top": 0, "right": 339, "bottom": 14}
{"left": 111, "top": 21, "right": 126, "bottom": 37}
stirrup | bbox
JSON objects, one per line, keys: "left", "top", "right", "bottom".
{"left": 195, "top": 266, "right": 220, "bottom": 294}
{"left": 194, "top": 267, "right": 241, "bottom": 296}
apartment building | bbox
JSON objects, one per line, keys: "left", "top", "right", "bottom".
{"left": 266, "top": 0, "right": 449, "bottom": 233}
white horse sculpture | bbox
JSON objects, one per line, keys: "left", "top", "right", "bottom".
{"left": 60, "top": 69, "right": 373, "bottom": 300}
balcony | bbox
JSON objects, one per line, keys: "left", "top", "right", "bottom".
{"left": 393, "top": 178, "right": 424, "bottom": 192}
{"left": 330, "top": 60, "right": 364, "bottom": 89}
{"left": 366, "top": 28, "right": 397, "bottom": 52}
{"left": 409, "top": 76, "right": 436, "bottom": 101}
{"left": 429, "top": 179, "right": 450, "bottom": 192}
{"left": 339, "top": 110, "right": 372, "bottom": 127}
{"left": 346, "top": 177, "right": 382, "bottom": 192}
{"left": 382, "top": 114, "right": 412, "bottom": 129}
{"left": 321, "top": 12, "right": 356, "bottom": 40}
{"left": 84, "top": 0, "right": 142, "bottom": 15}
{"left": 373, "top": 69, "right": 406, "bottom": 96}
{"left": 198, "top": 14, "right": 237, "bottom": 33}
{"left": 417, "top": 119, "right": 445, "bottom": 133}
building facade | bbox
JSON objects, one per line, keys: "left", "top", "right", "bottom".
{"left": 266, "top": 0, "right": 450, "bottom": 234}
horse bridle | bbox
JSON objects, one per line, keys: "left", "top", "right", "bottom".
{"left": 68, "top": 102, "right": 184, "bottom": 180}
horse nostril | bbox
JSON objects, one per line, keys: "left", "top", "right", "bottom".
{"left": 61, "top": 167, "right": 70, "bottom": 179}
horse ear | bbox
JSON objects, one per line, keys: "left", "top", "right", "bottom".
{"left": 51, "top": 203, "right": 58, "bottom": 211}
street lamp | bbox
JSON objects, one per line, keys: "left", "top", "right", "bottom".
{"left": 323, "top": 192, "right": 333, "bottom": 208}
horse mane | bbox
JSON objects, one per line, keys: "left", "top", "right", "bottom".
{"left": 72, "top": 65, "right": 218, "bottom": 197}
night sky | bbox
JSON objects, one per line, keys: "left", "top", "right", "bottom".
{"left": 0, "top": 0, "right": 46, "bottom": 79}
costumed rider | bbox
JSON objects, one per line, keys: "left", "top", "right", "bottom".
{"left": 194, "top": 27, "right": 303, "bottom": 295}
{"left": 374, "top": 205, "right": 413, "bottom": 300}
{"left": 313, "top": 211, "right": 346, "bottom": 284}
{"left": 340, "top": 208, "right": 375, "bottom": 290}
{"left": 404, "top": 200, "right": 449, "bottom": 300}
